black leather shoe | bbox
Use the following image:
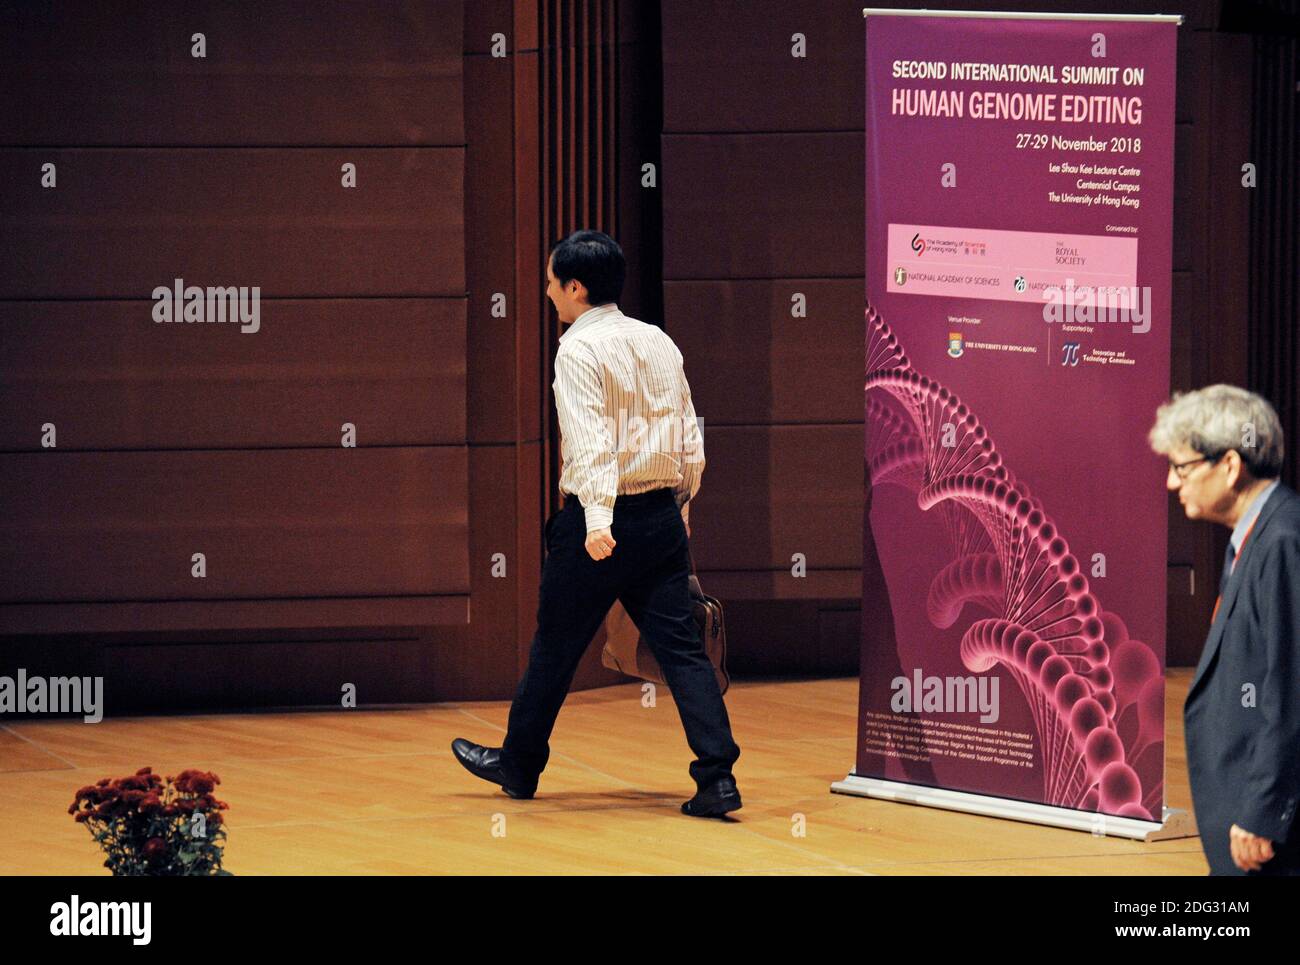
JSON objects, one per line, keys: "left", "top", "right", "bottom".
{"left": 681, "top": 776, "right": 742, "bottom": 817}
{"left": 451, "top": 738, "right": 536, "bottom": 799}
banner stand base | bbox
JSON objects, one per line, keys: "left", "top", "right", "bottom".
{"left": 831, "top": 774, "right": 1197, "bottom": 842}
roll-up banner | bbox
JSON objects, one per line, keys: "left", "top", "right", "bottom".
{"left": 834, "top": 9, "right": 1190, "bottom": 840}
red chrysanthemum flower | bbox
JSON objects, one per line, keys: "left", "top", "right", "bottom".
{"left": 141, "top": 837, "right": 168, "bottom": 862}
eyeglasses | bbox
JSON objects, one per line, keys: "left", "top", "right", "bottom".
{"left": 1168, "top": 453, "right": 1221, "bottom": 480}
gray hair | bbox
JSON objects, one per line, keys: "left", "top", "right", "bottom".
{"left": 1149, "top": 384, "right": 1284, "bottom": 479}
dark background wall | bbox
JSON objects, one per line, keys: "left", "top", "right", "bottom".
{"left": 0, "top": 0, "right": 1294, "bottom": 714}
{"left": 1, "top": 1, "right": 473, "bottom": 709}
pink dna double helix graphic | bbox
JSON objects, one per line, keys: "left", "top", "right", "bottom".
{"left": 865, "top": 304, "right": 1163, "bottom": 818}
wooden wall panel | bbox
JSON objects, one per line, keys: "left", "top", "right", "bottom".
{"left": 463, "top": 443, "right": 526, "bottom": 697}
{"left": 508, "top": 15, "right": 545, "bottom": 678}
{"left": 465, "top": 52, "right": 521, "bottom": 445}
{"left": 690, "top": 425, "right": 861, "bottom": 572}
{"left": 665, "top": 279, "right": 861, "bottom": 424}
{"left": 103, "top": 638, "right": 436, "bottom": 711}
{"left": 462, "top": 25, "right": 532, "bottom": 700}
{"left": 0, "top": 299, "right": 466, "bottom": 450}
{"left": 0, "top": 0, "right": 464, "bottom": 147}
{"left": 512, "top": 440, "right": 544, "bottom": 679}
{"left": 0, "top": 148, "right": 465, "bottom": 299}
{"left": 0, "top": 447, "right": 468, "bottom": 602}
{"left": 0, "top": 2, "right": 473, "bottom": 691}
{"left": 663, "top": 0, "right": 862, "bottom": 133}
{"left": 465, "top": 0, "right": 519, "bottom": 54}
{"left": 720, "top": 599, "right": 861, "bottom": 676}
{"left": 702, "top": 570, "right": 861, "bottom": 601}
{"left": 662, "top": 134, "right": 862, "bottom": 280}
{"left": 1, "top": 597, "right": 466, "bottom": 639}
{"left": 0, "top": 0, "right": 648, "bottom": 709}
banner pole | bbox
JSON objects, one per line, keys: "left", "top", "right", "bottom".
{"left": 863, "top": 8, "right": 1184, "bottom": 23}
{"left": 831, "top": 776, "right": 1196, "bottom": 841}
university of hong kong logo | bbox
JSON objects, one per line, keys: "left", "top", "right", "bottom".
{"left": 911, "top": 232, "right": 927, "bottom": 256}
{"left": 947, "top": 331, "right": 963, "bottom": 358}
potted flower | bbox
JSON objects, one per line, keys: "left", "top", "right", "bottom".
{"left": 69, "top": 767, "right": 231, "bottom": 875}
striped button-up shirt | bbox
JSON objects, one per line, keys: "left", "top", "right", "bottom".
{"left": 554, "top": 302, "right": 704, "bottom": 532}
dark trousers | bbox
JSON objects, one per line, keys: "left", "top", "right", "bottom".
{"left": 499, "top": 486, "right": 740, "bottom": 792}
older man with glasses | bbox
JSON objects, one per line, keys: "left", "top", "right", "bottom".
{"left": 1149, "top": 384, "right": 1300, "bottom": 875}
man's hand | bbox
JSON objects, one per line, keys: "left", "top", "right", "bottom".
{"left": 585, "top": 527, "right": 616, "bottom": 561}
{"left": 1230, "top": 823, "right": 1275, "bottom": 871}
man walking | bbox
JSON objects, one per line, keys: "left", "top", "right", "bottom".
{"left": 453, "top": 229, "right": 742, "bottom": 817}
{"left": 1149, "top": 384, "right": 1300, "bottom": 874}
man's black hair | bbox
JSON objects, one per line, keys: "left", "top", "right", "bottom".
{"left": 549, "top": 229, "right": 625, "bottom": 306}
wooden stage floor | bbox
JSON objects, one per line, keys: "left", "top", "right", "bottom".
{"left": 0, "top": 669, "right": 1208, "bottom": 875}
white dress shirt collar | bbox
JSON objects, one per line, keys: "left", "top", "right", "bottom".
{"left": 559, "top": 302, "right": 620, "bottom": 344}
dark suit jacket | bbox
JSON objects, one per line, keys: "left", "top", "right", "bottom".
{"left": 1184, "top": 481, "right": 1300, "bottom": 875}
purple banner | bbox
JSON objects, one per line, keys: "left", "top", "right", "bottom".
{"left": 860, "top": 14, "right": 1176, "bottom": 822}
